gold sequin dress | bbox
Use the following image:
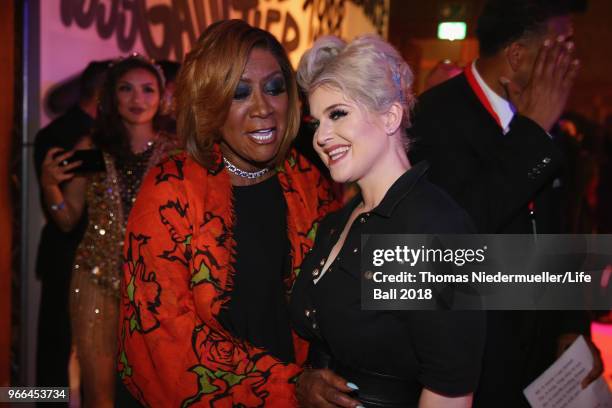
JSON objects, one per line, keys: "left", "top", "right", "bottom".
{"left": 70, "top": 139, "right": 173, "bottom": 400}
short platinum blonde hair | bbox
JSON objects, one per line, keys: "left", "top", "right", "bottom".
{"left": 297, "top": 34, "right": 415, "bottom": 131}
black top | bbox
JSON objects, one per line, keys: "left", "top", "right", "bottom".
{"left": 409, "top": 72, "right": 564, "bottom": 234}
{"left": 409, "top": 73, "right": 589, "bottom": 407}
{"left": 290, "top": 162, "right": 486, "bottom": 405}
{"left": 219, "top": 175, "right": 295, "bottom": 362}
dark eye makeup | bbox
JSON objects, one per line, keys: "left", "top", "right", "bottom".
{"left": 329, "top": 109, "right": 348, "bottom": 121}
{"left": 234, "top": 82, "right": 252, "bottom": 100}
{"left": 264, "top": 76, "right": 286, "bottom": 96}
{"left": 233, "top": 75, "right": 286, "bottom": 100}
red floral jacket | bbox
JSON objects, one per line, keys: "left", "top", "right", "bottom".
{"left": 118, "top": 148, "right": 338, "bottom": 407}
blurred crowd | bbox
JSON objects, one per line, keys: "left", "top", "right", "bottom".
{"left": 32, "top": 3, "right": 612, "bottom": 406}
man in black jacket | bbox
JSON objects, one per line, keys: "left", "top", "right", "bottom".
{"left": 34, "top": 61, "right": 107, "bottom": 392}
{"left": 410, "top": 1, "right": 602, "bottom": 406}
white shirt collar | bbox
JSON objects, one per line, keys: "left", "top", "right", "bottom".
{"left": 471, "top": 61, "right": 515, "bottom": 134}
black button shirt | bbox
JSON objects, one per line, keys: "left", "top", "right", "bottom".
{"left": 290, "top": 162, "right": 486, "bottom": 400}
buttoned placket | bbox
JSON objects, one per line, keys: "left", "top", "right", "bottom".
{"left": 311, "top": 211, "right": 371, "bottom": 285}
{"left": 305, "top": 212, "right": 370, "bottom": 336}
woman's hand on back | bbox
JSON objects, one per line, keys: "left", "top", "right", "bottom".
{"left": 297, "top": 368, "right": 363, "bottom": 408}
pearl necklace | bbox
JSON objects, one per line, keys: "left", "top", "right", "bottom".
{"left": 223, "top": 157, "right": 270, "bottom": 179}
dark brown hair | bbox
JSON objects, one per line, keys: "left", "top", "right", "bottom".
{"left": 176, "top": 19, "right": 300, "bottom": 169}
{"left": 92, "top": 56, "right": 165, "bottom": 159}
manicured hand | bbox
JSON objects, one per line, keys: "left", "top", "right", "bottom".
{"left": 297, "top": 368, "right": 362, "bottom": 408}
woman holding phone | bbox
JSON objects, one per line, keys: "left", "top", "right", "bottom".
{"left": 40, "top": 54, "right": 175, "bottom": 407}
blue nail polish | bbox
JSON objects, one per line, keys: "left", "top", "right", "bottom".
{"left": 347, "top": 382, "right": 359, "bottom": 390}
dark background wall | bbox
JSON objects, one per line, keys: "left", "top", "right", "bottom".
{"left": 569, "top": 0, "right": 612, "bottom": 122}
{"left": 388, "top": 0, "right": 612, "bottom": 123}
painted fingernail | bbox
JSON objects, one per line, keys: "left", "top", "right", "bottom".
{"left": 347, "top": 382, "right": 359, "bottom": 390}
{"left": 566, "top": 42, "right": 574, "bottom": 50}
{"left": 543, "top": 39, "right": 551, "bottom": 47}
{"left": 557, "top": 35, "right": 565, "bottom": 42}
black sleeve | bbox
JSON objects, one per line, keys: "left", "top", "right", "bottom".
{"left": 306, "top": 339, "right": 332, "bottom": 369}
{"left": 406, "top": 310, "right": 486, "bottom": 396}
{"left": 484, "top": 115, "right": 563, "bottom": 231}
{"left": 411, "top": 104, "right": 564, "bottom": 233}
{"left": 554, "top": 310, "right": 590, "bottom": 337}
{"left": 427, "top": 205, "right": 476, "bottom": 234}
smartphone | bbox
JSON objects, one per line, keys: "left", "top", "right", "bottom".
{"left": 62, "top": 149, "right": 106, "bottom": 173}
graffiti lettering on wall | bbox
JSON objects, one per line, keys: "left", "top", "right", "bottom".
{"left": 302, "top": 0, "right": 345, "bottom": 42}
{"left": 59, "top": 0, "right": 352, "bottom": 61}
{"left": 349, "top": 0, "right": 387, "bottom": 35}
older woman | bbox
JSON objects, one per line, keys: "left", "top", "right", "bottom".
{"left": 290, "top": 35, "right": 486, "bottom": 408}
{"left": 117, "top": 20, "right": 338, "bottom": 407}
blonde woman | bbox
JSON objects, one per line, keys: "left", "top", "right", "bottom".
{"left": 290, "top": 35, "right": 486, "bottom": 408}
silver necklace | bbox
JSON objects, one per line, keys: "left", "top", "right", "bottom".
{"left": 223, "top": 156, "right": 270, "bottom": 179}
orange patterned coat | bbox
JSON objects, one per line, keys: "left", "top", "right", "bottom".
{"left": 118, "top": 147, "right": 338, "bottom": 407}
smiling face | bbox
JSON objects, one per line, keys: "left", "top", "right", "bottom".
{"left": 219, "top": 48, "right": 289, "bottom": 170}
{"left": 116, "top": 68, "right": 161, "bottom": 126}
{"left": 309, "top": 85, "right": 390, "bottom": 184}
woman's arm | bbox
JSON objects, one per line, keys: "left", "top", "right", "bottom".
{"left": 405, "top": 309, "right": 485, "bottom": 408}
{"left": 40, "top": 137, "right": 92, "bottom": 232}
{"left": 419, "top": 388, "right": 472, "bottom": 408}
